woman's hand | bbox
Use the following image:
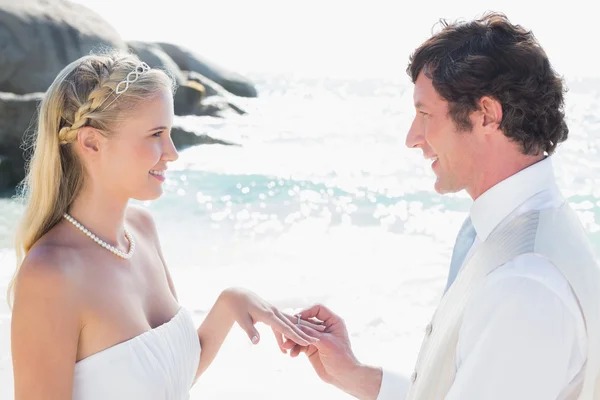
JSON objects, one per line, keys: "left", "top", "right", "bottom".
{"left": 194, "top": 286, "right": 326, "bottom": 382}
{"left": 221, "top": 287, "right": 324, "bottom": 346}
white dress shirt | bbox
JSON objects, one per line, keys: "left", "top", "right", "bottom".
{"left": 377, "top": 157, "right": 587, "bottom": 400}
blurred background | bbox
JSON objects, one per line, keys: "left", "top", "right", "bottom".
{"left": 1, "top": 0, "right": 599, "bottom": 398}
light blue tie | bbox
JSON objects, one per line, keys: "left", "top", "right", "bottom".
{"left": 444, "top": 217, "right": 476, "bottom": 293}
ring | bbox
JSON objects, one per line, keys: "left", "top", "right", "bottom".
{"left": 297, "top": 314, "right": 301, "bottom": 325}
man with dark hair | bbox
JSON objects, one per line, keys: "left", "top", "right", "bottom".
{"left": 279, "top": 12, "right": 600, "bottom": 400}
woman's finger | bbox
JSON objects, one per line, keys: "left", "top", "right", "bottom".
{"left": 290, "top": 343, "right": 306, "bottom": 358}
{"left": 275, "top": 309, "right": 322, "bottom": 344}
{"left": 295, "top": 324, "right": 329, "bottom": 350}
{"left": 282, "top": 338, "right": 295, "bottom": 350}
{"left": 237, "top": 313, "right": 261, "bottom": 345}
{"left": 277, "top": 310, "right": 326, "bottom": 342}
{"left": 267, "top": 312, "right": 317, "bottom": 346}
{"left": 271, "top": 327, "right": 287, "bottom": 354}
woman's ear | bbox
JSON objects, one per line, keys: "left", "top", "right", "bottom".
{"left": 76, "top": 127, "right": 102, "bottom": 154}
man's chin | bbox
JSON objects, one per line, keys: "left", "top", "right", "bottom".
{"left": 433, "top": 178, "right": 446, "bottom": 194}
{"left": 433, "top": 178, "right": 459, "bottom": 195}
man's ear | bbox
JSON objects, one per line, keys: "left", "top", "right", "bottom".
{"left": 76, "top": 127, "right": 102, "bottom": 154}
{"left": 478, "top": 96, "right": 503, "bottom": 132}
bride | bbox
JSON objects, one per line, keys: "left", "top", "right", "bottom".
{"left": 7, "top": 50, "right": 322, "bottom": 399}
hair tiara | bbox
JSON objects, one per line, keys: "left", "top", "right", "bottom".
{"left": 99, "top": 61, "right": 151, "bottom": 110}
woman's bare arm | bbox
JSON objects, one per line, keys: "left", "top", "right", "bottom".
{"left": 127, "top": 206, "right": 321, "bottom": 385}
{"left": 11, "top": 246, "right": 81, "bottom": 400}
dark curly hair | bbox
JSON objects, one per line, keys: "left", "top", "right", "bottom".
{"left": 407, "top": 12, "right": 569, "bottom": 156}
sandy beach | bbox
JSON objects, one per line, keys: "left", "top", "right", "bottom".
{"left": 0, "top": 225, "right": 458, "bottom": 398}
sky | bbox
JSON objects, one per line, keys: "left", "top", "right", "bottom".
{"left": 72, "top": 0, "right": 598, "bottom": 80}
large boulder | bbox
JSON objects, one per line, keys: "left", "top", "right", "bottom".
{"left": 0, "top": 0, "right": 126, "bottom": 95}
{"left": 156, "top": 42, "right": 258, "bottom": 98}
{"left": 0, "top": 0, "right": 247, "bottom": 192}
{"left": 125, "top": 41, "right": 206, "bottom": 117}
{"left": 125, "top": 41, "right": 246, "bottom": 117}
{"left": 126, "top": 41, "right": 186, "bottom": 85}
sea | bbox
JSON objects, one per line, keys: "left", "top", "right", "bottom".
{"left": 1, "top": 1, "right": 599, "bottom": 398}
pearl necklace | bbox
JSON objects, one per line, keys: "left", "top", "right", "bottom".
{"left": 63, "top": 213, "right": 135, "bottom": 259}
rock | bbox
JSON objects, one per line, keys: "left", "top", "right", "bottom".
{"left": 0, "top": 0, "right": 255, "bottom": 102}
{"left": 125, "top": 41, "right": 206, "bottom": 117}
{"left": 184, "top": 71, "right": 247, "bottom": 116}
{"left": 156, "top": 42, "right": 258, "bottom": 98}
{"left": 126, "top": 41, "right": 186, "bottom": 84}
{"left": 170, "top": 126, "right": 238, "bottom": 149}
{"left": 0, "top": 156, "right": 15, "bottom": 195}
{"left": 0, "top": 91, "right": 43, "bottom": 192}
{"left": 173, "top": 80, "right": 207, "bottom": 116}
{"left": 126, "top": 41, "right": 246, "bottom": 117}
{"left": 184, "top": 71, "right": 221, "bottom": 98}
{"left": 173, "top": 73, "right": 245, "bottom": 118}
{"left": 0, "top": 0, "right": 248, "bottom": 191}
{"left": 0, "top": 0, "right": 126, "bottom": 95}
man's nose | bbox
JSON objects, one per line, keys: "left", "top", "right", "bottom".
{"left": 405, "top": 118, "right": 424, "bottom": 149}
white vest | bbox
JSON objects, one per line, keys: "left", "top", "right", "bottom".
{"left": 405, "top": 203, "right": 600, "bottom": 399}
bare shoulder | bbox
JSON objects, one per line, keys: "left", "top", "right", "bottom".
{"left": 126, "top": 205, "right": 159, "bottom": 239}
{"left": 11, "top": 243, "right": 82, "bottom": 398}
{"left": 17, "top": 244, "right": 77, "bottom": 293}
{"left": 14, "top": 243, "right": 81, "bottom": 306}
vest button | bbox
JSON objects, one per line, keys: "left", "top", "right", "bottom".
{"left": 411, "top": 371, "right": 418, "bottom": 383}
{"left": 425, "top": 323, "right": 433, "bottom": 336}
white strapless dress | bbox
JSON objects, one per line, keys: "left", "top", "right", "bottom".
{"left": 72, "top": 307, "right": 201, "bottom": 400}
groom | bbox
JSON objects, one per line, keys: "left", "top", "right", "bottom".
{"left": 277, "top": 12, "right": 600, "bottom": 400}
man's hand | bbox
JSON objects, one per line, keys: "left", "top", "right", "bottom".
{"left": 275, "top": 303, "right": 383, "bottom": 400}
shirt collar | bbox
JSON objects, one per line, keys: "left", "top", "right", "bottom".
{"left": 470, "top": 156, "right": 559, "bottom": 241}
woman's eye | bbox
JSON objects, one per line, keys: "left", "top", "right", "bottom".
{"left": 152, "top": 131, "right": 162, "bottom": 137}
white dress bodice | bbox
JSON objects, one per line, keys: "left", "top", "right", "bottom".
{"left": 72, "top": 307, "right": 200, "bottom": 400}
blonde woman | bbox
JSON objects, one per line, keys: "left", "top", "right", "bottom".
{"left": 7, "top": 50, "right": 321, "bottom": 400}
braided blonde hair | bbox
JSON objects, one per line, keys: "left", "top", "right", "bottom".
{"left": 57, "top": 93, "right": 104, "bottom": 145}
{"left": 7, "top": 49, "right": 175, "bottom": 308}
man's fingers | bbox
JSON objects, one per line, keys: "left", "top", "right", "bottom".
{"left": 283, "top": 313, "right": 327, "bottom": 332}
{"left": 294, "top": 303, "right": 338, "bottom": 325}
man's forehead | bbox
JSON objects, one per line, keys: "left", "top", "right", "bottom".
{"left": 413, "top": 72, "right": 443, "bottom": 107}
